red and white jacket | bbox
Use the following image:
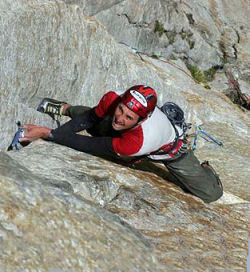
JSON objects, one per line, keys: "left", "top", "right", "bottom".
{"left": 95, "top": 91, "right": 183, "bottom": 160}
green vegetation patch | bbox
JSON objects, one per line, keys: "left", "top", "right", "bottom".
{"left": 187, "top": 65, "right": 217, "bottom": 84}
{"left": 154, "top": 20, "right": 165, "bottom": 37}
{"left": 166, "top": 31, "right": 176, "bottom": 44}
{"left": 188, "top": 40, "right": 195, "bottom": 49}
{"left": 151, "top": 54, "right": 159, "bottom": 59}
{"left": 204, "top": 67, "right": 217, "bottom": 81}
{"left": 154, "top": 20, "right": 179, "bottom": 44}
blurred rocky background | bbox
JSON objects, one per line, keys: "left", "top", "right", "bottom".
{"left": 0, "top": 0, "right": 249, "bottom": 271}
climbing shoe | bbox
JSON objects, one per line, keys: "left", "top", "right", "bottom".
{"left": 37, "top": 98, "right": 66, "bottom": 116}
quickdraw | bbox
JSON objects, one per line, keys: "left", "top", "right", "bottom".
{"left": 190, "top": 124, "right": 223, "bottom": 151}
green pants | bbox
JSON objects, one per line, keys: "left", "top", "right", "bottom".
{"left": 162, "top": 151, "right": 223, "bottom": 203}
{"left": 67, "top": 105, "right": 223, "bottom": 203}
{"left": 66, "top": 105, "right": 91, "bottom": 118}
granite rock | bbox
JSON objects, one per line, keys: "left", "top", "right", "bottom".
{"left": 0, "top": 0, "right": 249, "bottom": 271}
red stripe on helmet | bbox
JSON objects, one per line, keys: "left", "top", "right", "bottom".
{"left": 121, "top": 85, "right": 157, "bottom": 118}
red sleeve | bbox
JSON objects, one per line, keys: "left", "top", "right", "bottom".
{"left": 94, "top": 91, "right": 121, "bottom": 118}
{"left": 112, "top": 127, "right": 143, "bottom": 156}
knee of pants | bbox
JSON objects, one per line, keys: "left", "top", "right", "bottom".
{"left": 201, "top": 180, "right": 223, "bottom": 203}
{"left": 173, "top": 176, "right": 223, "bottom": 203}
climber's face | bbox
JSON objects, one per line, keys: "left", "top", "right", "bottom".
{"left": 112, "top": 103, "right": 140, "bottom": 131}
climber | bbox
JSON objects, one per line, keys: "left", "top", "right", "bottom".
{"left": 20, "top": 85, "right": 223, "bottom": 203}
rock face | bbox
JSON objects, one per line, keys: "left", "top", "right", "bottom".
{"left": 0, "top": 0, "right": 249, "bottom": 271}
{"left": 93, "top": 0, "right": 250, "bottom": 96}
{"left": 3, "top": 141, "right": 250, "bottom": 271}
{"left": 0, "top": 148, "right": 162, "bottom": 272}
{"left": 93, "top": 0, "right": 249, "bottom": 66}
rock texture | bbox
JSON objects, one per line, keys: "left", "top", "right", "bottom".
{"left": 0, "top": 0, "right": 249, "bottom": 271}
{"left": 93, "top": 0, "right": 250, "bottom": 97}
{"left": 0, "top": 148, "right": 162, "bottom": 272}
{"left": 94, "top": 0, "right": 250, "bottom": 71}
{"left": 3, "top": 141, "right": 250, "bottom": 271}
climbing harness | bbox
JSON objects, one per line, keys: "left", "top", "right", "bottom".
{"left": 190, "top": 124, "right": 223, "bottom": 151}
{"left": 158, "top": 103, "right": 223, "bottom": 154}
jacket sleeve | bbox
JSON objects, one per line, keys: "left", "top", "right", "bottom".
{"left": 51, "top": 129, "right": 116, "bottom": 157}
{"left": 49, "top": 107, "right": 116, "bottom": 156}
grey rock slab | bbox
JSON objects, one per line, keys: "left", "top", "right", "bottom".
{"left": 6, "top": 140, "right": 250, "bottom": 271}
{"left": 93, "top": 0, "right": 250, "bottom": 91}
{"left": 0, "top": 150, "right": 163, "bottom": 272}
{"left": 0, "top": 1, "right": 249, "bottom": 270}
{"left": 195, "top": 122, "right": 250, "bottom": 201}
